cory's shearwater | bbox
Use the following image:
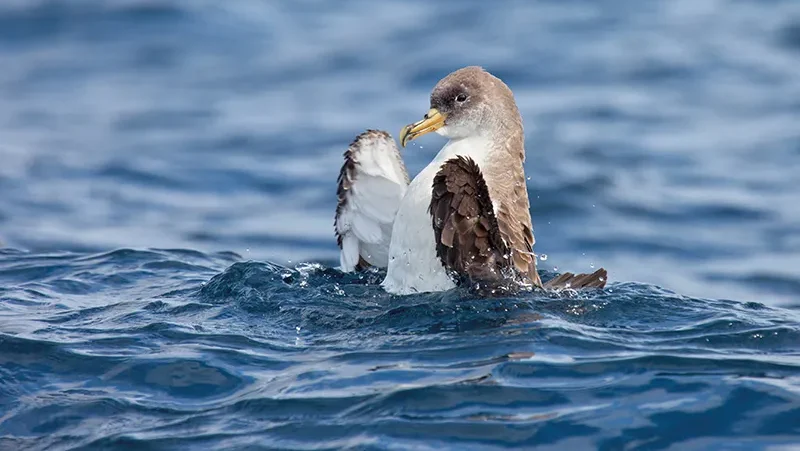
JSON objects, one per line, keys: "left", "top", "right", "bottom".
{"left": 335, "top": 66, "right": 607, "bottom": 295}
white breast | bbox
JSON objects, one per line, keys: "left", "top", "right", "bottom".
{"left": 381, "top": 136, "right": 492, "bottom": 295}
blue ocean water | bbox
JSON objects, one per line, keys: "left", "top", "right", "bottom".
{"left": 1, "top": 0, "right": 799, "bottom": 449}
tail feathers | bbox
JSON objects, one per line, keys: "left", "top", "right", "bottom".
{"left": 544, "top": 268, "right": 607, "bottom": 290}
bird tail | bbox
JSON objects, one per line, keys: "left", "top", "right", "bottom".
{"left": 544, "top": 268, "right": 607, "bottom": 290}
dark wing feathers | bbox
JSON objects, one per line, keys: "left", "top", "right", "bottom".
{"left": 334, "top": 145, "right": 356, "bottom": 249}
{"left": 429, "top": 156, "right": 512, "bottom": 283}
{"left": 544, "top": 268, "right": 607, "bottom": 290}
{"left": 429, "top": 156, "right": 608, "bottom": 291}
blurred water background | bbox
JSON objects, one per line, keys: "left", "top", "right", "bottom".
{"left": 1, "top": 0, "right": 800, "bottom": 449}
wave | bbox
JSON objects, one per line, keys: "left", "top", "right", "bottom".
{"left": 1, "top": 249, "right": 799, "bottom": 448}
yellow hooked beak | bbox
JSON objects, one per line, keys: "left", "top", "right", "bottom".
{"left": 399, "top": 108, "right": 447, "bottom": 147}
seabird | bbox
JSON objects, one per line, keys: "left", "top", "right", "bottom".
{"left": 335, "top": 66, "right": 607, "bottom": 295}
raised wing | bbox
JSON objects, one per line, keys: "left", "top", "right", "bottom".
{"left": 430, "top": 156, "right": 607, "bottom": 290}
{"left": 335, "top": 130, "right": 409, "bottom": 271}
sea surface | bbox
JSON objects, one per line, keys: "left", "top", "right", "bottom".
{"left": 1, "top": 0, "right": 799, "bottom": 449}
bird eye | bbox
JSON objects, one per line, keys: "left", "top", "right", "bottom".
{"left": 455, "top": 93, "right": 467, "bottom": 103}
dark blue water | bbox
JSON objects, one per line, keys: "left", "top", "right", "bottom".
{"left": 1, "top": 1, "right": 800, "bottom": 449}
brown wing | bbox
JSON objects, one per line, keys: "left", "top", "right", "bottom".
{"left": 429, "top": 156, "right": 608, "bottom": 291}
{"left": 429, "top": 156, "right": 514, "bottom": 284}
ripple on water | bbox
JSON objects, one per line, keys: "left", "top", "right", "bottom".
{"left": 0, "top": 252, "right": 799, "bottom": 448}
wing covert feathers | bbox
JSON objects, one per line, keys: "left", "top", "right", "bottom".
{"left": 429, "top": 156, "right": 607, "bottom": 291}
{"left": 429, "top": 156, "right": 515, "bottom": 285}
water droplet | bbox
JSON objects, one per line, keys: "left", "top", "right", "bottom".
{"left": 553, "top": 266, "right": 559, "bottom": 271}
{"left": 296, "top": 326, "right": 301, "bottom": 333}
{"left": 590, "top": 263, "right": 595, "bottom": 269}
{"left": 539, "top": 254, "right": 548, "bottom": 261}
{"left": 527, "top": 176, "right": 531, "bottom": 181}
{"left": 246, "top": 248, "right": 250, "bottom": 252}
{"left": 599, "top": 277, "right": 604, "bottom": 282}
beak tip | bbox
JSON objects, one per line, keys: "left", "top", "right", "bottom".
{"left": 399, "top": 125, "right": 411, "bottom": 148}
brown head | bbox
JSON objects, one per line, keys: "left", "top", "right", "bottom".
{"left": 400, "top": 66, "right": 523, "bottom": 147}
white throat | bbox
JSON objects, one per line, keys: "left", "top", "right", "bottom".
{"left": 431, "top": 133, "right": 493, "bottom": 167}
